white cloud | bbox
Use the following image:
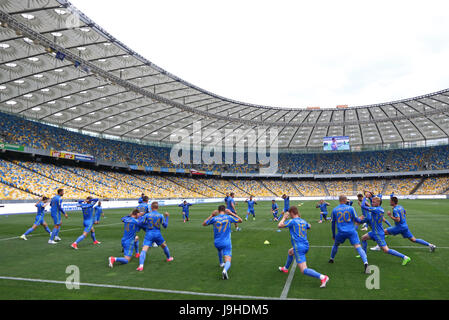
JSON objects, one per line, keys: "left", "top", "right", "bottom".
{"left": 70, "top": 0, "right": 449, "bottom": 108}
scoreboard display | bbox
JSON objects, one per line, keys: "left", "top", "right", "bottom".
{"left": 323, "top": 136, "right": 350, "bottom": 151}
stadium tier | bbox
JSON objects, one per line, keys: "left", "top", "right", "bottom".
{"left": 1, "top": 156, "right": 448, "bottom": 201}
{"left": 1, "top": 111, "right": 449, "bottom": 174}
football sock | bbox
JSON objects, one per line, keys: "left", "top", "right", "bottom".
{"left": 224, "top": 261, "right": 231, "bottom": 272}
{"left": 44, "top": 226, "right": 51, "bottom": 234}
{"left": 75, "top": 234, "right": 85, "bottom": 244}
{"left": 139, "top": 251, "right": 147, "bottom": 265}
{"left": 24, "top": 228, "right": 34, "bottom": 236}
{"left": 90, "top": 232, "right": 96, "bottom": 242}
{"left": 50, "top": 228, "right": 58, "bottom": 240}
{"left": 116, "top": 257, "right": 128, "bottom": 264}
{"left": 303, "top": 268, "right": 322, "bottom": 279}
{"left": 218, "top": 250, "right": 224, "bottom": 265}
{"left": 163, "top": 246, "right": 171, "bottom": 258}
{"left": 415, "top": 239, "right": 430, "bottom": 246}
{"left": 330, "top": 244, "right": 339, "bottom": 259}
{"left": 387, "top": 249, "right": 405, "bottom": 259}
{"left": 134, "top": 240, "right": 139, "bottom": 253}
{"left": 356, "top": 247, "right": 368, "bottom": 264}
{"left": 362, "top": 240, "right": 368, "bottom": 253}
{"left": 285, "top": 254, "right": 293, "bottom": 269}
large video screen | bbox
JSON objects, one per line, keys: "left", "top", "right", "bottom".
{"left": 323, "top": 136, "right": 350, "bottom": 151}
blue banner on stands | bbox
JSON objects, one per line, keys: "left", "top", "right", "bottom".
{"left": 74, "top": 154, "right": 95, "bottom": 163}
{"left": 176, "top": 169, "right": 185, "bottom": 173}
{"left": 160, "top": 168, "right": 169, "bottom": 173}
{"left": 129, "top": 165, "right": 138, "bottom": 170}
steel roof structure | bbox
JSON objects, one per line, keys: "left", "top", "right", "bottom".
{"left": 1, "top": 0, "right": 449, "bottom": 149}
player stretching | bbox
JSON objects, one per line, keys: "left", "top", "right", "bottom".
{"left": 48, "top": 189, "right": 67, "bottom": 244}
{"left": 364, "top": 191, "right": 392, "bottom": 251}
{"left": 245, "top": 196, "right": 257, "bottom": 221}
{"left": 281, "top": 194, "right": 290, "bottom": 216}
{"left": 358, "top": 194, "right": 371, "bottom": 231}
{"left": 109, "top": 209, "right": 141, "bottom": 267}
{"left": 136, "top": 201, "right": 173, "bottom": 271}
{"left": 271, "top": 200, "right": 279, "bottom": 221}
{"left": 94, "top": 201, "right": 104, "bottom": 225}
{"left": 226, "top": 192, "right": 241, "bottom": 231}
{"left": 203, "top": 205, "right": 242, "bottom": 280}
{"left": 178, "top": 200, "right": 193, "bottom": 222}
{"left": 278, "top": 206, "right": 329, "bottom": 288}
{"left": 20, "top": 196, "right": 52, "bottom": 240}
{"left": 385, "top": 197, "right": 436, "bottom": 252}
{"left": 328, "top": 195, "right": 369, "bottom": 273}
{"left": 71, "top": 197, "right": 101, "bottom": 249}
{"left": 360, "top": 196, "right": 411, "bottom": 265}
{"left": 316, "top": 200, "right": 330, "bottom": 223}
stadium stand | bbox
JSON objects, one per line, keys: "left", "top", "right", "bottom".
{"left": 2, "top": 112, "right": 449, "bottom": 174}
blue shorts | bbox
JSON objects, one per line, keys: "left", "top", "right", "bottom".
{"left": 51, "top": 212, "right": 61, "bottom": 225}
{"left": 143, "top": 233, "right": 165, "bottom": 247}
{"left": 122, "top": 240, "right": 134, "bottom": 257}
{"left": 94, "top": 213, "right": 102, "bottom": 223}
{"left": 387, "top": 226, "right": 413, "bottom": 239}
{"left": 34, "top": 215, "right": 44, "bottom": 226}
{"left": 283, "top": 207, "right": 289, "bottom": 213}
{"left": 183, "top": 211, "right": 189, "bottom": 217}
{"left": 83, "top": 220, "right": 94, "bottom": 233}
{"left": 292, "top": 243, "right": 309, "bottom": 264}
{"left": 368, "top": 231, "right": 387, "bottom": 247}
{"left": 215, "top": 241, "right": 232, "bottom": 257}
{"left": 247, "top": 209, "right": 255, "bottom": 214}
{"left": 335, "top": 231, "right": 360, "bottom": 246}
{"left": 321, "top": 212, "right": 328, "bottom": 217}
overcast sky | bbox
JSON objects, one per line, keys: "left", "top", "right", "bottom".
{"left": 70, "top": 0, "right": 449, "bottom": 109}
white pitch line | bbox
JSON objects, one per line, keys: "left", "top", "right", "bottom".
{"left": 0, "top": 222, "right": 122, "bottom": 242}
{"left": 309, "top": 245, "right": 449, "bottom": 249}
{"left": 280, "top": 263, "right": 296, "bottom": 299}
{"left": 0, "top": 276, "right": 303, "bottom": 300}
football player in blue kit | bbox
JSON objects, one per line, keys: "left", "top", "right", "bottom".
{"left": 385, "top": 197, "right": 436, "bottom": 252}
{"left": 316, "top": 200, "right": 331, "bottom": 223}
{"left": 328, "top": 195, "right": 369, "bottom": 273}
{"left": 109, "top": 209, "right": 141, "bottom": 267}
{"left": 203, "top": 205, "right": 242, "bottom": 280}
{"left": 71, "top": 196, "right": 100, "bottom": 249}
{"left": 136, "top": 201, "right": 173, "bottom": 271}
{"left": 360, "top": 196, "right": 411, "bottom": 265}
{"left": 278, "top": 206, "right": 329, "bottom": 288}
{"left": 20, "top": 196, "right": 52, "bottom": 240}
{"left": 245, "top": 196, "right": 257, "bottom": 221}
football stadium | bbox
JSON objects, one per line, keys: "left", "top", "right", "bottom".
{"left": 0, "top": 0, "right": 448, "bottom": 303}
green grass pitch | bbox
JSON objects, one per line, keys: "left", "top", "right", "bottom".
{"left": 0, "top": 200, "right": 448, "bottom": 300}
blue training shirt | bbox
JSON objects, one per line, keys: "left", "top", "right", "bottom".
{"left": 272, "top": 203, "right": 278, "bottom": 213}
{"left": 362, "top": 198, "right": 385, "bottom": 237}
{"left": 77, "top": 199, "right": 98, "bottom": 222}
{"left": 179, "top": 203, "right": 192, "bottom": 213}
{"left": 226, "top": 197, "right": 236, "bottom": 213}
{"left": 121, "top": 216, "right": 141, "bottom": 242}
{"left": 283, "top": 197, "right": 290, "bottom": 211}
{"left": 247, "top": 200, "right": 256, "bottom": 210}
{"left": 331, "top": 204, "right": 361, "bottom": 238}
{"left": 36, "top": 201, "right": 45, "bottom": 217}
{"left": 50, "top": 195, "right": 64, "bottom": 215}
{"left": 392, "top": 205, "right": 408, "bottom": 228}
{"left": 319, "top": 203, "right": 329, "bottom": 213}
{"left": 136, "top": 202, "right": 150, "bottom": 214}
{"left": 283, "top": 217, "right": 310, "bottom": 247}
{"left": 207, "top": 214, "right": 240, "bottom": 245}
{"left": 95, "top": 206, "right": 103, "bottom": 216}
{"left": 139, "top": 211, "right": 168, "bottom": 235}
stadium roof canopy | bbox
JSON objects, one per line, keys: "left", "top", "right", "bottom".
{"left": 1, "top": 0, "right": 449, "bottom": 150}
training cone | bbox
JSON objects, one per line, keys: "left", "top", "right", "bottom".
{"left": 264, "top": 240, "right": 270, "bottom": 245}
